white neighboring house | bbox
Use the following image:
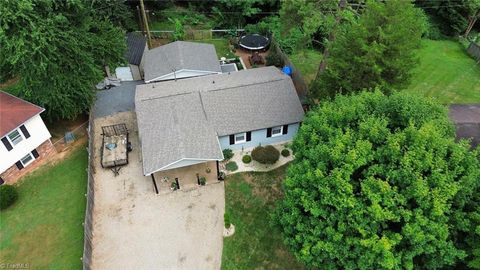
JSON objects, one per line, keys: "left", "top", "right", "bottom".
{"left": 0, "top": 91, "right": 55, "bottom": 184}
{"left": 143, "top": 41, "right": 222, "bottom": 83}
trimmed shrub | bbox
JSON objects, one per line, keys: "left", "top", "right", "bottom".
{"left": 242, "top": 155, "right": 252, "bottom": 164}
{"left": 223, "top": 149, "right": 234, "bottom": 160}
{"left": 199, "top": 176, "right": 206, "bottom": 186}
{"left": 0, "top": 185, "right": 18, "bottom": 210}
{"left": 281, "top": 149, "right": 290, "bottom": 157}
{"left": 252, "top": 145, "right": 280, "bottom": 164}
{"left": 266, "top": 48, "right": 284, "bottom": 67}
{"left": 226, "top": 161, "right": 238, "bottom": 171}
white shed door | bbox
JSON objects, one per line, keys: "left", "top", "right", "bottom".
{"left": 115, "top": 67, "right": 134, "bottom": 81}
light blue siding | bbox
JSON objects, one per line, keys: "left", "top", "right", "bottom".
{"left": 218, "top": 123, "right": 300, "bottom": 150}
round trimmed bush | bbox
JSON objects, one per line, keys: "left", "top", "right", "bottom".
{"left": 281, "top": 149, "right": 290, "bottom": 157}
{"left": 223, "top": 149, "right": 234, "bottom": 160}
{"left": 226, "top": 161, "right": 238, "bottom": 171}
{"left": 251, "top": 145, "right": 280, "bottom": 164}
{"left": 0, "top": 185, "right": 18, "bottom": 210}
{"left": 242, "top": 155, "right": 252, "bottom": 164}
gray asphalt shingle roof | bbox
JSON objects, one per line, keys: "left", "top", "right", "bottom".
{"left": 143, "top": 41, "right": 221, "bottom": 82}
{"left": 125, "top": 33, "right": 147, "bottom": 66}
{"left": 135, "top": 66, "right": 304, "bottom": 175}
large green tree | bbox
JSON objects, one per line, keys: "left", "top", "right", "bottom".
{"left": 415, "top": 0, "right": 480, "bottom": 36}
{"left": 313, "top": 0, "right": 426, "bottom": 99}
{"left": 275, "top": 91, "right": 480, "bottom": 269}
{"left": 0, "top": 0, "right": 126, "bottom": 120}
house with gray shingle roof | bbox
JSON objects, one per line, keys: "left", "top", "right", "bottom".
{"left": 135, "top": 66, "right": 304, "bottom": 179}
{"left": 143, "top": 41, "right": 222, "bottom": 83}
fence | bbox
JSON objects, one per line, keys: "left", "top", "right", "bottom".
{"left": 82, "top": 111, "right": 96, "bottom": 270}
{"left": 269, "top": 39, "right": 309, "bottom": 103}
{"left": 51, "top": 121, "right": 89, "bottom": 153}
{"left": 137, "top": 28, "right": 244, "bottom": 41}
{"left": 467, "top": 42, "right": 480, "bottom": 62}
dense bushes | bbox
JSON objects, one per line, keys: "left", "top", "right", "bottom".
{"left": 0, "top": 185, "right": 18, "bottom": 210}
{"left": 226, "top": 161, "right": 238, "bottom": 171}
{"left": 266, "top": 45, "right": 284, "bottom": 67}
{"left": 275, "top": 91, "right": 480, "bottom": 269}
{"left": 252, "top": 145, "right": 280, "bottom": 164}
{"left": 281, "top": 149, "right": 290, "bottom": 157}
{"left": 223, "top": 149, "right": 234, "bottom": 160}
{"left": 242, "top": 155, "right": 252, "bottom": 164}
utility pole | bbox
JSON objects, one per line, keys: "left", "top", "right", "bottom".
{"left": 316, "top": 0, "right": 347, "bottom": 79}
{"left": 136, "top": 5, "right": 145, "bottom": 36}
{"left": 139, "top": 0, "right": 152, "bottom": 49}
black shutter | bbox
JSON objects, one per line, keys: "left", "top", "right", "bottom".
{"left": 16, "top": 161, "right": 24, "bottom": 170}
{"left": 20, "top": 125, "right": 30, "bottom": 138}
{"left": 32, "top": 149, "right": 39, "bottom": 158}
{"left": 282, "top": 125, "right": 288, "bottom": 135}
{"left": 266, "top": 128, "right": 272, "bottom": 138}
{"left": 1, "top": 137, "right": 13, "bottom": 151}
{"left": 246, "top": 132, "right": 251, "bottom": 141}
{"left": 229, "top": 135, "right": 235, "bottom": 145}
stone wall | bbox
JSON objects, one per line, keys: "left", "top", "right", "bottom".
{"left": 0, "top": 139, "right": 56, "bottom": 184}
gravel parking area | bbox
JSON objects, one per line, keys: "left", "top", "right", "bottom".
{"left": 449, "top": 104, "right": 480, "bottom": 148}
{"left": 90, "top": 111, "right": 225, "bottom": 270}
{"left": 94, "top": 81, "right": 143, "bottom": 118}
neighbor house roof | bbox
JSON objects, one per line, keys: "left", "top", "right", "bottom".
{"left": 125, "top": 32, "right": 147, "bottom": 66}
{"left": 0, "top": 91, "right": 44, "bottom": 137}
{"left": 135, "top": 67, "right": 304, "bottom": 175}
{"left": 143, "top": 41, "right": 221, "bottom": 82}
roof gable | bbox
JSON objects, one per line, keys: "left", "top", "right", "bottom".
{"left": 0, "top": 91, "right": 44, "bottom": 137}
{"left": 143, "top": 41, "right": 221, "bottom": 82}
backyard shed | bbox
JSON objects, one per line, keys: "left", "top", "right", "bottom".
{"left": 143, "top": 41, "right": 222, "bottom": 83}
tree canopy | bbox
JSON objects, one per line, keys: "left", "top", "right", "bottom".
{"left": 313, "top": 0, "right": 426, "bottom": 99}
{"left": 415, "top": 0, "right": 480, "bottom": 36}
{"left": 0, "top": 0, "right": 126, "bottom": 120}
{"left": 275, "top": 91, "right": 480, "bottom": 269}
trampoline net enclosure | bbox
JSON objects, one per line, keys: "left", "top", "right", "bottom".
{"left": 239, "top": 34, "right": 270, "bottom": 50}
{"left": 101, "top": 124, "right": 129, "bottom": 168}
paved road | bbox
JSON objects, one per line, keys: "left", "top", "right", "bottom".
{"left": 93, "top": 80, "right": 144, "bottom": 118}
{"left": 449, "top": 104, "right": 480, "bottom": 148}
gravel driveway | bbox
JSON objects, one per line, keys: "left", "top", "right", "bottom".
{"left": 449, "top": 104, "right": 480, "bottom": 148}
{"left": 90, "top": 111, "right": 225, "bottom": 270}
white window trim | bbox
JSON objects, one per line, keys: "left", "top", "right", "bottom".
{"left": 271, "top": 126, "right": 283, "bottom": 137}
{"left": 234, "top": 132, "right": 247, "bottom": 144}
{"left": 20, "top": 152, "right": 35, "bottom": 167}
{"left": 7, "top": 128, "right": 24, "bottom": 146}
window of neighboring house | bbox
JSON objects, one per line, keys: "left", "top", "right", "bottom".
{"left": 20, "top": 153, "right": 35, "bottom": 167}
{"left": 234, "top": 132, "right": 246, "bottom": 144}
{"left": 271, "top": 126, "right": 283, "bottom": 137}
{"left": 7, "top": 129, "right": 23, "bottom": 145}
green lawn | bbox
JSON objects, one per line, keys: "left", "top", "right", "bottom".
{"left": 0, "top": 146, "right": 88, "bottom": 270}
{"left": 289, "top": 49, "right": 323, "bottom": 86}
{"left": 193, "top": 39, "right": 234, "bottom": 59}
{"left": 222, "top": 165, "right": 305, "bottom": 270}
{"left": 406, "top": 39, "right": 480, "bottom": 104}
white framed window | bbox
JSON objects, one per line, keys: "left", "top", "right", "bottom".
{"left": 234, "top": 132, "right": 246, "bottom": 144}
{"left": 7, "top": 129, "right": 23, "bottom": 145}
{"left": 20, "top": 153, "right": 35, "bottom": 167}
{"left": 271, "top": 126, "right": 283, "bottom": 137}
